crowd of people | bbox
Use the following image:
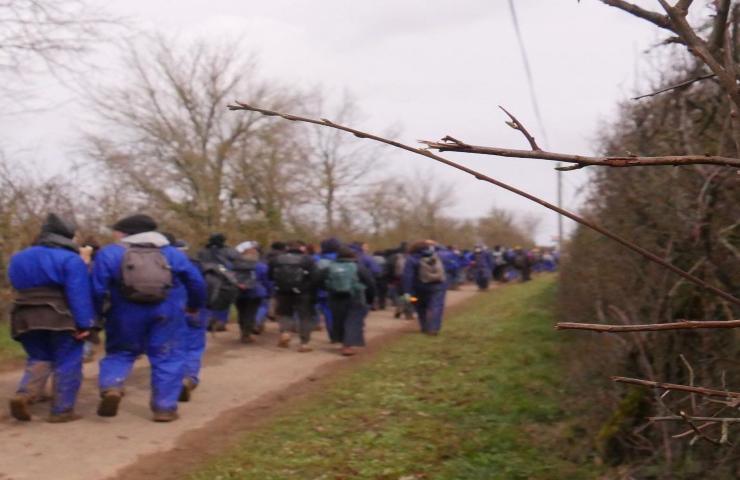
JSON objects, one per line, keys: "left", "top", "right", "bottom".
{"left": 5, "top": 212, "right": 557, "bottom": 424}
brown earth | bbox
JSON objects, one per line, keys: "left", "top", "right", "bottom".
{"left": 0, "top": 286, "right": 480, "bottom": 480}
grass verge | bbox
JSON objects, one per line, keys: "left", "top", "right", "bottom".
{"left": 0, "top": 324, "right": 23, "bottom": 363}
{"left": 190, "top": 276, "right": 600, "bottom": 480}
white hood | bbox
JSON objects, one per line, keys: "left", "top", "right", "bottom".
{"left": 122, "top": 231, "right": 170, "bottom": 247}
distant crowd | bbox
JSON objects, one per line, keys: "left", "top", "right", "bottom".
{"left": 6, "top": 212, "right": 557, "bottom": 423}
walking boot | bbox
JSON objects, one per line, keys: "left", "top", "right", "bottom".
{"left": 340, "top": 347, "right": 357, "bottom": 357}
{"left": 152, "top": 410, "right": 179, "bottom": 422}
{"left": 47, "top": 411, "right": 82, "bottom": 423}
{"left": 9, "top": 394, "right": 31, "bottom": 421}
{"left": 277, "top": 332, "right": 291, "bottom": 348}
{"left": 97, "top": 390, "right": 123, "bottom": 417}
{"left": 178, "top": 378, "right": 196, "bottom": 403}
{"left": 240, "top": 333, "right": 254, "bottom": 344}
{"left": 297, "top": 343, "right": 313, "bottom": 353}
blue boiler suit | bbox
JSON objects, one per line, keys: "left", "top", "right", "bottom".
{"left": 92, "top": 233, "right": 206, "bottom": 413}
{"left": 315, "top": 252, "right": 338, "bottom": 339}
{"left": 8, "top": 245, "right": 95, "bottom": 414}
{"left": 401, "top": 253, "right": 447, "bottom": 334}
{"left": 173, "top": 258, "right": 207, "bottom": 387}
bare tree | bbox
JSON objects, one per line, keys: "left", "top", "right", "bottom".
{"left": 303, "top": 94, "right": 380, "bottom": 233}
{"left": 87, "top": 36, "right": 305, "bottom": 241}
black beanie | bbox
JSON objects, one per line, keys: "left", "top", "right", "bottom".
{"left": 112, "top": 214, "right": 158, "bottom": 235}
{"left": 207, "top": 233, "right": 226, "bottom": 247}
{"left": 41, "top": 213, "right": 77, "bottom": 239}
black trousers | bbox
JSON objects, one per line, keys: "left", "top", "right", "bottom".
{"left": 328, "top": 295, "right": 367, "bottom": 347}
{"left": 275, "top": 294, "right": 316, "bottom": 343}
{"left": 235, "top": 297, "right": 262, "bottom": 335}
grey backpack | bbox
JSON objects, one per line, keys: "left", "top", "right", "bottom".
{"left": 120, "top": 245, "right": 173, "bottom": 303}
{"left": 418, "top": 254, "right": 446, "bottom": 284}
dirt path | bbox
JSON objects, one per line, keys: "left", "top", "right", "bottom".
{"left": 0, "top": 286, "right": 478, "bottom": 480}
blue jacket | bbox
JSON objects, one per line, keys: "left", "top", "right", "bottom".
{"left": 92, "top": 232, "right": 206, "bottom": 319}
{"left": 8, "top": 245, "right": 96, "bottom": 330}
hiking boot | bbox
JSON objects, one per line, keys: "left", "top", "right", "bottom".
{"left": 424, "top": 331, "right": 439, "bottom": 337}
{"left": 297, "top": 344, "right": 313, "bottom": 353}
{"left": 340, "top": 347, "right": 357, "bottom": 357}
{"left": 47, "top": 411, "right": 82, "bottom": 423}
{"left": 394, "top": 311, "right": 401, "bottom": 319}
{"left": 240, "top": 333, "right": 254, "bottom": 344}
{"left": 252, "top": 324, "right": 265, "bottom": 335}
{"left": 152, "top": 410, "right": 179, "bottom": 422}
{"left": 277, "top": 332, "right": 291, "bottom": 348}
{"left": 178, "top": 378, "right": 196, "bottom": 403}
{"left": 9, "top": 395, "right": 31, "bottom": 421}
{"left": 97, "top": 390, "right": 123, "bottom": 417}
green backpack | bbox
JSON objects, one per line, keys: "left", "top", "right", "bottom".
{"left": 326, "top": 261, "right": 363, "bottom": 295}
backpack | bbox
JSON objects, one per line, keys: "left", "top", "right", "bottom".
{"left": 120, "top": 245, "right": 173, "bottom": 304}
{"left": 233, "top": 259, "right": 258, "bottom": 291}
{"left": 201, "top": 262, "right": 240, "bottom": 310}
{"left": 418, "top": 254, "right": 446, "bottom": 284}
{"left": 273, "top": 253, "right": 308, "bottom": 293}
{"left": 325, "top": 261, "right": 362, "bottom": 294}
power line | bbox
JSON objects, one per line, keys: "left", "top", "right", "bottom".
{"left": 507, "top": 0, "right": 562, "bottom": 248}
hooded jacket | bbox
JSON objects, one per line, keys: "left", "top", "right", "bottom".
{"left": 92, "top": 231, "right": 206, "bottom": 317}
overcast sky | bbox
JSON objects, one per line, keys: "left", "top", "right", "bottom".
{"left": 1, "top": 0, "right": 678, "bottom": 244}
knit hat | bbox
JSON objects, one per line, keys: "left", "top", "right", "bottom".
{"left": 111, "top": 214, "right": 158, "bottom": 235}
{"left": 320, "top": 237, "right": 342, "bottom": 254}
{"left": 41, "top": 213, "right": 77, "bottom": 239}
{"left": 207, "top": 233, "right": 227, "bottom": 248}
{"left": 235, "top": 241, "right": 259, "bottom": 254}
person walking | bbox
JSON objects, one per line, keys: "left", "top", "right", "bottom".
{"left": 7, "top": 214, "right": 95, "bottom": 422}
{"left": 318, "top": 247, "right": 376, "bottom": 356}
{"left": 233, "top": 241, "right": 270, "bottom": 343}
{"left": 402, "top": 240, "right": 448, "bottom": 335}
{"left": 92, "top": 214, "right": 206, "bottom": 422}
{"left": 268, "top": 241, "right": 317, "bottom": 352}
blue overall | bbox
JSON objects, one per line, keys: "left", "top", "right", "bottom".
{"left": 315, "top": 252, "right": 338, "bottom": 340}
{"left": 172, "top": 259, "right": 208, "bottom": 387}
{"left": 401, "top": 253, "right": 447, "bottom": 334}
{"left": 92, "top": 238, "right": 206, "bottom": 413}
{"left": 8, "top": 245, "right": 95, "bottom": 414}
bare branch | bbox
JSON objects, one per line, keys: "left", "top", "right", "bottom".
{"left": 599, "top": 0, "right": 674, "bottom": 31}
{"left": 633, "top": 73, "right": 716, "bottom": 100}
{"left": 556, "top": 319, "right": 740, "bottom": 332}
{"left": 227, "top": 102, "right": 740, "bottom": 308}
{"left": 613, "top": 376, "right": 740, "bottom": 399}
{"left": 499, "top": 105, "right": 540, "bottom": 150}
{"left": 420, "top": 137, "right": 740, "bottom": 169}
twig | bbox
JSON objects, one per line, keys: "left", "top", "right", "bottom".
{"left": 632, "top": 73, "right": 716, "bottom": 100}
{"left": 680, "top": 354, "right": 696, "bottom": 412}
{"left": 679, "top": 411, "right": 723, "bottom": 445}
{"left": 227, "top": 102, "right": 740, "bottom": 308}
{"left": 613, "top": 376, "right": 740, "bottom": 399}
{"left": 499, "top": 106, "right": 540, "bottom": 150}
{"left": 556, "top": 319, "right": 740, "bottom": 332}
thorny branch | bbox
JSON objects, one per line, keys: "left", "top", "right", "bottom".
{"left": 226, "top": 102, "right": 740, "bottom": 308}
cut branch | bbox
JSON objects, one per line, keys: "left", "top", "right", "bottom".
{"left": 599, "top": 0, "right": 674, "bottom": 30}
{"left": 612, "top": 376, "right": 740, "bottom": 399}
{"left": 556, "top": 319, "right": 740, "bottom": 332}
{"left": 227, "top": 102, "right": 740, "bottom": 308}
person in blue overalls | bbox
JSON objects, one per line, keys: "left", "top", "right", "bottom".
{"left": 401, "top": 240, "right": 448, "bottom": 336}
{"left": 7, "top": 213, "right": 95, "bottom": 422}
{"left": 233, "top": 241, "right": 271, "bottom": 344}
{"left": 92, "top": 214, "right": 206, "bottom": 422}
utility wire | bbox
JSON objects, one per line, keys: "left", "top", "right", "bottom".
{"left": 507, "top": 0, "right": 562, "bottom": 247}
{"left": 507, "top": 0, "right": 549, "bottom": 148}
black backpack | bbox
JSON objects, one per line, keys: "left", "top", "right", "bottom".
{"left": 273, "top": 253, "right": 308, "bottom": 293}
{"left": 233, "top": 258, "right": 258, "bottom": 290}
{"left": 120, "top": 245, "right": 173, "bottom": 304}
{"left": 201, "top": 262, "right": 240, "bottom": 310}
